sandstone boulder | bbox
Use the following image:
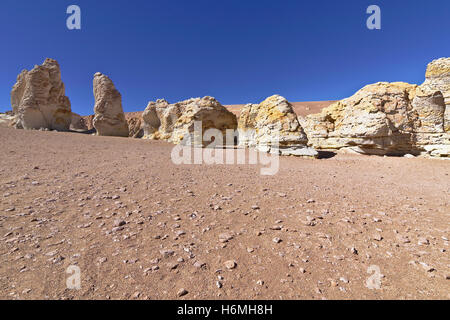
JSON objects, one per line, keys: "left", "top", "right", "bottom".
{"left": 92, "top": 73, "right": 129, "bottom": 137}
{"left": 127, "top": 115, "right": 143, "bottom": 138}
{"left": 412, "top": 87, "right": 449, "bottom": 157}
{"left": 0, "top": 111, "right": 15, "bottom": 127}
{"left": 238, "top": 95, "right": 317, "bottom": 157}
{"left": 421, "top": 57, "right": 450, "bottom": 132}
{"left": 302, "top": 81, "right": 448, "bottom": 157}
{"left": 10, "top": 58, "right": 72, "bottom": 131}
{"left": 142, "top": 96, "right": 237, "bottom": 146}
{"left": 70, "top": 112, "right": 88, "bottom": 131}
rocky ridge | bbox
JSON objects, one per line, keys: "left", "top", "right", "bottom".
{"left": 142, "top": 96, "right": 237, "bottom": 146}
{"left": 301, "top": 58, "right": 450, "bottom": 158}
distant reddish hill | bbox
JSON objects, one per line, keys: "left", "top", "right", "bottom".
{"left": 125, "top": 100, "right": 336, "bottom": 119}
{"left": 225, "top": 101, "right": 336, "bottom": 118}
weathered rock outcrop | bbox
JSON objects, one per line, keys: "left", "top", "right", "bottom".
{"left": 92, "top": 73, "right": 129, "bottom": 137}
{"left": 302, "top": 82, "right": 448, "bottom": 157}
{"left": 10, "top": 58, "right": 72, "bottom": 131}
{"left": 81, "top": 115, "right": 95, "bottom": 131}
{"left": 142, "top": 96, "right": 237, "bottom": 145}
{"left": 127, "top": 115, "right": 143, "bottom": 138}
{"left": 238, "top": 95, "right": 318, "bottom": 157}
{"left": 0, "top": 111, "right": 15, "bottom": 127}
{"left": 421, "top": 57, "right": 450, "bottom": 132}
{"left": 70, "top": 112, "right": 88, "bottom": 131}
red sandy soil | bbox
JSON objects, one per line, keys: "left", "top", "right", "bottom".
{"left": 0, "top": 125, "right": 449, "bottom": 300}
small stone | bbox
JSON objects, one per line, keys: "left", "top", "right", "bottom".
{"left": 397, "top": 235, "right": 411, "bottom": 244}
{"left": 177, "top": 288, "right": 188, "bottom": 297}
{"left": 175, "top": 230, "right": 186, "bottom": 237}
{"left": 373, "top": 234, "right": 383, "bottom": 241}
{"left": 113, "top": 220, "right": 126, "bottom": 227}
{"left": 339, "top": 277, "right": 349, "bottom": 284}
{"left": 219, "top": 233, "right": 233, "bottom": 243}
{"left": 167, "top": 263, "right": 179, "bottom": 270}
{"left": 418, "top": 237, "right": 430, "bottom": 246}
{"left": 224, "top": 260, "right": 237, "bottom": 270}
{"left": 419, "top": 262, "right": 435, "bottom": 272}
{"left": 97, "top": 257, "right": 107, "bottom": 264}
{"left": 272, "top": 237, "right": 282, "bottom": 243}
{"left": 160, "top": 249, "right": 175, "bottom": 258}
{"left": 112, "top": 226, "right": 124, "bottom": 233}
{"left": 194, "top": 261, "right": 206, "bottom": 268}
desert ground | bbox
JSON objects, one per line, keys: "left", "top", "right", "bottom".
{"left": 0, "top": 121, "right": 449, "bottom": 300}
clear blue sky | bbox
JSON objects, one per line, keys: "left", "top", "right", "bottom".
{"left": 0, "top": 0, "right": 449, "bottom": 115}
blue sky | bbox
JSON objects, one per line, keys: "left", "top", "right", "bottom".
{"left": 0, "top": 0, "right": 449, "bottom": 115}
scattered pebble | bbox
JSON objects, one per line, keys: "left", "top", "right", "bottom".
{"left": 224, "top": 260, "right": 237, "bottom": 270}
{"left": 177, "top": 288, "right": 188, "bottom": 297}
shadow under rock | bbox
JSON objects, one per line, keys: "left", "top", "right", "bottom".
{"left": 317, "top": 151, "right": 337, "bottom": 159}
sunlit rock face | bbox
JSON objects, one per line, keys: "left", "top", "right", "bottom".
{"left": 238, "top": 95, "right": 318, "bottom": 157}
{"left": 11, "top": 58, "right": 72, "bottom": 131}
{"left": 142, "top": 96, "right": 237, "bottom": 146}
{"left": 302, "top": 78, "right": 448, "bottom": 157}
{"left": 421, "top": 57, "right": 450, "bottom": 132}
{"left": 92, "top": 73, "right": 129, "bottom": 137}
